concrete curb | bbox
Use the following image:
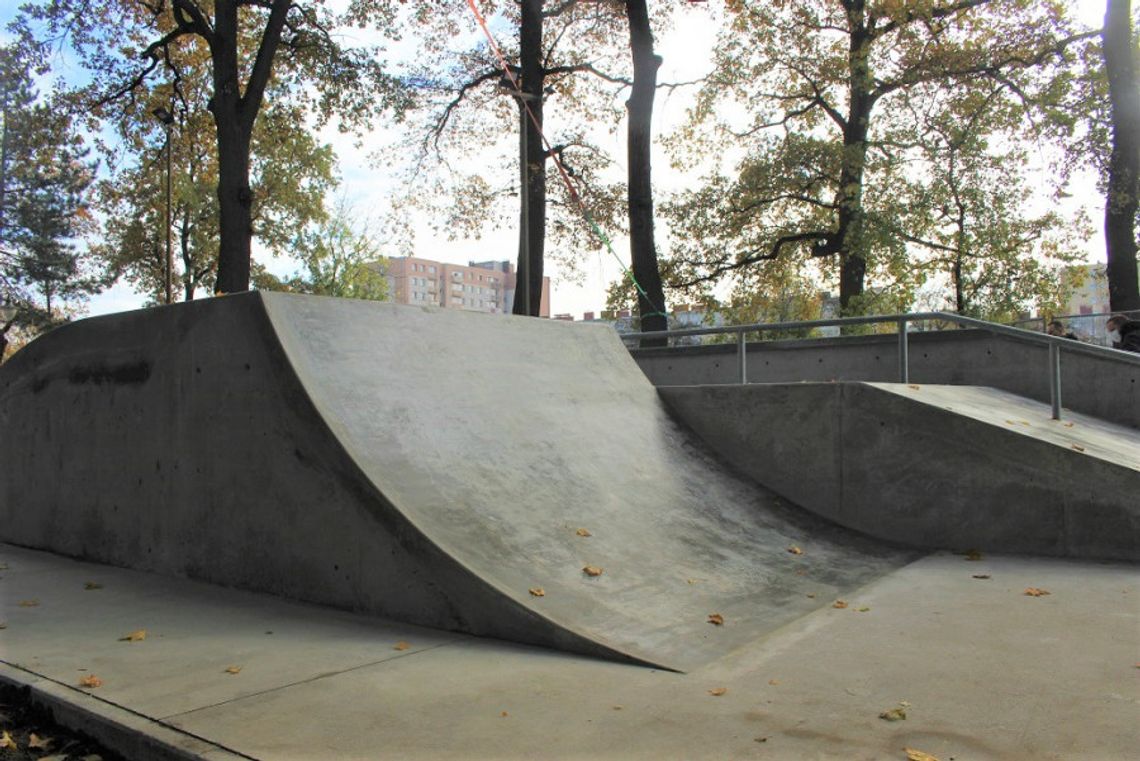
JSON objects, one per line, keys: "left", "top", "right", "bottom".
{"left": 0, "top": 662, "right": 251, "bottom": 761}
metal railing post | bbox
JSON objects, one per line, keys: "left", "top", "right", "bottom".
{"left": 898, "top": 318, "right": 909, "bottom": 383}
{"left": 737, "top": 329, "right": 747, "bottom": 384}
{"left": 1048, "top": 342, "right": 1062, "bottom": 420}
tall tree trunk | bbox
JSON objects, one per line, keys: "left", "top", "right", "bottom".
{"left": 626, "top": 0, "right": 668, "bottom": 347}
{"left": 1104, "top": 0, "right": 1140, "bottom": 311}
{"left": 512, "top": 0, "right": 546, "bottom": 316}
{"left": 837, "top": 2, "right": 873, "bottom": 315}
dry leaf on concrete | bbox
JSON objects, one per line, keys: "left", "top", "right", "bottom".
{"left": 786, "top": 545, "right": 803, "bottom": 555}
{"left": 1070, "top": 444, "right": 1086, "bottom": 452}
{"left": 576, "top": 528, "right": 592, "bottom": 537}
{"left": 1024, "top": 587, "right": 1051, "bottom": 597}
{"left": 27, "top": 733, "right": 52, "bottom": 750}
{"left": 832, "top": 600, "right": 848, "bottom": 609}
{"left": 393, "top": 641, "right": 411, "bottom": 651}
{"left": 856, "top": 607, "right": 871, "bottom": 612}
{"left": 768, "top": 679, "right": 781, "bottom": 686}
{"left": 119, "top": 629, "right": 146, "bottom": 642}
{"left": 0, "top": 731, "right": 16, "bottom": 750}
{"left": 500, "top": 711, "right": 509, "bottom": 718}
{"left": 972, "top": 574, "right": 991, "bottom": 580}
{"left": 707, "top": 613, "right": 725, "bottom": 626}
{"left": 612, "top": 705, "right": 623, "bottom": 710}
{"left": 78, "top": 675, "right": 103, "bottom": 689}
{"left": 879, "top": 707, "right": 907, "bottom": 721}
{"left": 707, "top": 687, "right": 728, "bottom": 696}
{"left": 84, "top": 582, "right": 103, "bottom": 590}
{"left": 17, "top": 600, "right": 39, "bottom": 607}
{"left": 908, "top": 384, "right": 921, "bottom": 390}
{"left": 224, "top": 666, "right": 242, "bottom": 674}
{"left": 905, "top": 748, "right": 940, "bottom": 761}
{"left": 582, "top": 565, "right": 604, "bottom": 577}
{"left": 528, "top": 587, "right": 545, "bottom": 597}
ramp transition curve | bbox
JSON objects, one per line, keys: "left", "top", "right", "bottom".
{"left": 0, "top": 293, "right": 907, "bottom": 670}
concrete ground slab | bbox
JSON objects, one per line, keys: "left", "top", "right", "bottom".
{"left": 2, "top": 544, "right": 1136, "bottom": 760}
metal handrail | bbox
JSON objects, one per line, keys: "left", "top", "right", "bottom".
{"left": 624, "top": 311, "right": 1140, "bottom": 421}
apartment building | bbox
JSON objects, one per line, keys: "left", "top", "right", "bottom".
{"left": 384, "top": 256, "right": 550, "bottom": 317}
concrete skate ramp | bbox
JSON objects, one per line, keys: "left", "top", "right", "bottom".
{"left": 0, "top": 293, "right": 907, "bottom": 671}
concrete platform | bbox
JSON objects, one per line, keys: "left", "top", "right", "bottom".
{"left": 0, "top": 293, "right": 907, "bottom": 671}
{"left": 1, "top": 543, "right": 1136, "bottom": 760}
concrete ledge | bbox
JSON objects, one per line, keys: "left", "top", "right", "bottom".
{"left": 0, "top": 662, "right": 246, "bottom": 761}
{"left": 659, "top": 383, "right": 1140, "bottom": 561}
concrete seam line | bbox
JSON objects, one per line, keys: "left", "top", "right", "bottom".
{"left": 0, "top": 661, "right": 253, "bottom": 761}
{"left": 158, "top": 640, "right": 458, "bottom": 722}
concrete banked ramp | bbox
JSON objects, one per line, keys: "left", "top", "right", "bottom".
{"left": 0, "top": 293, "right": 906, "bottom": 671}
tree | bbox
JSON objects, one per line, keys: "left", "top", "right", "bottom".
{"left": 1103, "top": 0, "right": 1140, "bottom": 311}
{"left": 624, "top": 0, "right": 668, "bottom": 343}
{"left": 668, "top": 0, "right": 1096, "bottom": 314}
{"left": 254, "top": 197, "right": 388, "bottom": 301}
{"left": 0, "top": 45, "right": 99, "bottom": 351}
{"left": 15, "top": 0, "right": 410, "bottom": 295}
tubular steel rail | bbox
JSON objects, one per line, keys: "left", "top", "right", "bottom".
{"left": 623, "top": 311, "right": 1140, "bottom": 421}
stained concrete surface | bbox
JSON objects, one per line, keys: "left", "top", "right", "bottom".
{"left": 1, "top": 544, "right": 1137, "bottom": 761}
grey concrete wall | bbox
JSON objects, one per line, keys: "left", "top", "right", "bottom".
{"left": 634, "top": 331, "right": 1140, "bottom": 428}
{"left": 659, "top": 383, "right": 1140, "bottom": 561}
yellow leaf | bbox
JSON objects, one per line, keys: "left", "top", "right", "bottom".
{"left": 84, "top": 582, "right": 103, "bottom": 590}
{"left": 528, "top": 587, "right": 545, "bottom": 597}
{"left": 1070, "top": 444, "right": 1085, "bottom": 452}
{"left": 224, "top": 666, "right": 242, "bottom": 674}
{"left": 686, "top": 578, "right": 700, "bottom": 585}
{"left": 879, "top": 707, "right": 907, "bottom": 721}
{"left": 1004, "top": 419, "right": 1016, "bottom": 425}
{"left": 119, "top": 629, "right": 146, "bottom": 642}
{"left": 768, "top": 679, "right": 780, "bottom": 686}
{"left": 1024, "top": 587, "right": 1050, "bottom": 597}
{"left": 856, "top": 607, "right": 871, "bottom": 612}
{"left": 582, "top": 565, "right": 604, "bottom": 577}
{"left": 78, "top": 674, "right": 103, "bottom": 688}
{"left": 393, "top": 641, "right": 411, "bottom": 651}
{"left": 787, "top": 545, "right": 803, "bottom": 555}
{"left": 576, "top": 528, "right": 592, "bottom": 537}
{"left": 905, "top": 748, "right": 940, "bottom": 761}
{"left": 707, "top": 613, "right": 725, "bottom": 626}
{"left": 28, "top": 733, "right": 51, "bottom": 750}
{"left": 18, "top": 599, "right": 39, "bottom": 607}
{"left": 707, "top": 687, "right": 728, "bottom": 696}
{"left": 832, "top": 600, "right": 848, "bottom": 609}
{"left": 0, "top": 731, "right": 16, "bottom": 750}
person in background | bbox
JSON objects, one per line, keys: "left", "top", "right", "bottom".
{"left": 1105, "top": 314, "right": 1140, "bottom": 353}
{"left": 1046, "top": 320, "right": 1079, "bottom": 340}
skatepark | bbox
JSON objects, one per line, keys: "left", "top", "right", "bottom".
{"left": 1, "top": 293, "right": 1137, "bottom": 759}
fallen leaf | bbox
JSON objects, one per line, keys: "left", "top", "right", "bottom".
{"left": 1070, "top": 444, "right": 1085, "bottom": 452}
{"left": 856, "top": 606, "right": 871, "bottom": 612}
{"left": 1063, "top": 422, "right": 1074, "bottom": 428}
{"left": 612, "top": 705, "right": 623, "bottom": 710}
{"left": 832, "top": 600, "right": 848, "bottom": 609}
{"left": 908, "top": 384, "right": 920, "bottom": 390}
{"left": 500, "top": 711, "right": 509, "bottom": 718}
{"left": 964, "top": 550, "right": 983, "bottom": 561}
{"left": 879, "top": 707, "right": 907, "bottom": 721}
{"left": 582, "top": 565, "right": 604, "bottom": 577}
{"left": 806, "top": 593, "right": 816, "bottom": 598}
{"left": 754, "top": 736, "right": 769, "bottom": 743}
{"left": 0, "top": 731, "right": 15, "bottom": 750}
{"left": 0, "top": 563, "right": 7, "bottom": 570}
{"left": 1019, "top": 420, "right": 1031, "bottom": 426}
{"left": 1024, "top": 587, "right": 1051, "bottom": 597}
{"left": 119, "top": 629, "right": 146, "bottom": 642}
{"left": 528, "top": 587, "right": 545, "bottom": 597}
{"left": 786, "top": 545, "right": 803, "bottom": 555}
{"left": 686, "top": 578, "right": 701, "bottom": 585}
{"left": 768, "top": 679, "right": 780, "bottom": 686}
{"left": 972, "top": 574, "right": 991, "bottom": 580}
{"left": 708, "top": 687, "right": 728, "bottom": 696}
{"left": 905, "top": 748, "right": 940, "bottom": 761}
{"left": 393, "top": 641, "right": 411, "bottom": 651}
{"left": 1004, "top": 419, "right": 1016, "bottom": 425}
{"left": 224, "top": 666, "right": 242, "bottom": 674}
{"left": 707, "top": 613, "right": 724, "bottom": 626}
{"left": 18, "top": 599, "right": 39, "bottom": 607}
{"left": 84, "top": 582, "right": 103, "bottom": 590}
{"left": 0, "top": 622, "right": 7, "bottom": 629}
{"left": 78, "top": 675, "right": 103, "bottom": 689}
{"left": 27, "top": 733, "right": 52, "bottom": 750}
{"left": 576, "top": 528, "right": 592, "bottom": 537}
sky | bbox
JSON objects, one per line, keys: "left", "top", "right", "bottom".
{"left": 0, "top": 0, "right": 1117, "bottom": 320}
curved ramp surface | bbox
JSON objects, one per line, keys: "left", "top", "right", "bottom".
{"left": 0, "top": 293, "right": 907, "bottom": 670}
